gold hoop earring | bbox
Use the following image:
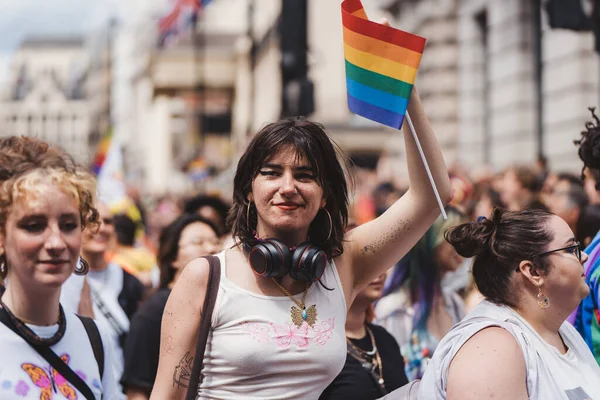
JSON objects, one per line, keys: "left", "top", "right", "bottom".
{"left": 74, "top": 257, "right": 89, "bottom": 276}
{"left": 309, "top": 208, "right": 333, "bottom": 245}
{"left": 537, "top": 285, "right": 550, "bottom": 309}
{"left": 246, "top": 202, "right": 256, "bottom": 233}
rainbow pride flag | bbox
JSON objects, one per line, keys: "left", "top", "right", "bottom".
{"left": 341, "top": 0, "right": 426, "bottom": 129}
{"left": 92, "top": 130, "right": 112, "bottom": 175}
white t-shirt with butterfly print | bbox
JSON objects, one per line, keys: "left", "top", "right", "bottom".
{"left": 0, "top": 310, "right": 120, "bottom": 400}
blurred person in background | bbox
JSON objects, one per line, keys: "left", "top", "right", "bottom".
{"left": 467, "top": 183, "right": 504, "bottom": 221}
{"left": 500, "top": 165, "right": 547, "bottom": 211}
{"left": 576, "top": 204, "right": 600, "bottom": 248}
{"left": 0, "top": 136, "right": 120, "bottom": 398}
{"left": 183, "top": 194, "right": 231, "bottom": 237}
{"left": 320, "top": 274, "right": 408, "bottom": 399}
{"left": 544, "top": 173, "right": 588, "bottom": 236}
{"left": 420, "top": 208, "right": 600, "bottom": 399}
{"left": 122, "top": 214, "right": 220, "bottom": 400}
{"left": 375, "top": 207, "right": 466, "bottom": 380}
{"left": 81, "top": 202, "right": 144, "bottom": 396}
{"left": 111, "top": 214, "right": 158, "bottom": 289}
{"left": 574, "top": 108, "right": 600, "bottom": 363}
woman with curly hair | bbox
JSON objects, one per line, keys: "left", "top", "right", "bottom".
{"left": 0, "top": 136, "right": 119, "bottom": 399}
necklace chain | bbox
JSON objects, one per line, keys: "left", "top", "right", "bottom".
{"left": 271, "top": 278, "right": 310, "bottom": 309}
{"left": 346, "top": 326, "right": 385, "bottom": 389}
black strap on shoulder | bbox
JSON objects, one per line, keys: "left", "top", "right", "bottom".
{"left": 186, "top": 255, "right": 221, "bottom": 400}
{"left": 77, "top": 314, "right": 105, "bottom": 380}
{"left": 0, "top": 307, "right": 96, "bottom": 400}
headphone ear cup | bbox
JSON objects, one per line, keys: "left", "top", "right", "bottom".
{"left": 249, "top": 239, "right": 292, "bottom": 278}
{"left": 291, "top": 242, "right": 327, "bottom": 282}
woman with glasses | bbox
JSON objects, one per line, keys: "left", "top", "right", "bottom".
{"left": 420, "top": 208, "right": 600, "bottom": 399}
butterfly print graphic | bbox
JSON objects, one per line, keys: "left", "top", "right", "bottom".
{"left": 269, "top": 322, "right": 310, "bottom": 348}
{"left": 312, "top": 318, "right": 336, "bottom": 345}
{"left": 21, "top": 354, "right": 77, "bottom": 400}
{"left": 241, "top": 322, "right": 271, "bottom": 343}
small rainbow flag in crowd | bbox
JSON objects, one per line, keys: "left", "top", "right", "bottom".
{"left": 341, "top": 0, "right": 426, "bottom": 129}
{"left": 92, "top": 130, "right": 112, "bottom": 175}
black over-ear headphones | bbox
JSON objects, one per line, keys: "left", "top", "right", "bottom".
{"left": 245, "top": 239, "right": 327, "bottom": 282}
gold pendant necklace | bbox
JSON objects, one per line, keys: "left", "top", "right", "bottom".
{"left": 271, "top": 279, "right": 317, "bottom": 327}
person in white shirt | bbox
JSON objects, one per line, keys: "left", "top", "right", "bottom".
{"left": 420, "top": 208, "right": 600, "bottom": 400}
{"left": 0, "top": 136, "right": 119, "bottom": 399}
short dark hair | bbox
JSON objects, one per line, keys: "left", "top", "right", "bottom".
{"left": 183, "top": 194, "right": 231, "bottom": 234}
{"left": 555, "top": 172, "right": 588, "bottom": 210}
{"left": 113, "top": 214, "right": 137, "bottom": 247}
{"left": 445, "top": 208, "right": 554, "bottom": 306}
{"left": 158, "top": 214, "right": 219, "bottom": 288}
{"left": 556, "top": 172, "right": 584, "bottom": 189}
{"left": 227, "top": 117, "right": 351, "bottom": 259}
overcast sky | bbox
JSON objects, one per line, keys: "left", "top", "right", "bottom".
{"left": 0, "top": 0, "right": 123, "bottom": 83}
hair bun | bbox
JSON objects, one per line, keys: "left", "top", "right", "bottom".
{"left": 445, "top": 210, "right": 499, "bottom": 258}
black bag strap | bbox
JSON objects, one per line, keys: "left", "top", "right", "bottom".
{"left": 186, "top": 255, "right": 221, "bottom": 400}
{"left": 77, "top": 315, "right": 105, "bottom": 380}
{"left": 0, "top": 307, "right": 96, "bottom": 400}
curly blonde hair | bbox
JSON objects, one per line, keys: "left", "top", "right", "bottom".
{"left": 0, "top": 136, "right": 99, "bottom": 234}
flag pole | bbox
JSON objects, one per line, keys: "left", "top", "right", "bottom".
{"left": 405, "top": 112, "right": 448, "bottom": 220}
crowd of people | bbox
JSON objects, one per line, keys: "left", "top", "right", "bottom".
{"left": 3, "top": 59, "right": 600, "bottom": 400}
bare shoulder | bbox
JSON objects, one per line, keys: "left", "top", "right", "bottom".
{"left": 164, "top": 257, "right": 211, "bottom": 317}
{"left": 447, "top": 327, "right": 527, "bottom": 399}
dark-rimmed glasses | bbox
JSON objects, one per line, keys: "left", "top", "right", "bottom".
{"left": 516, "top": 242, "right": 582, "bottom": 272}
{"left": 535, "top": 242, "right": 582, "bottom": 262}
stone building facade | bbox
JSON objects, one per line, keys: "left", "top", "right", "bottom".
{"left": 391, "top": 0, "right": 600, "bottom": 172}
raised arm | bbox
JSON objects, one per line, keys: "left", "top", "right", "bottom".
{"left": 338, "top": 88, "right": 451, "bottom": 300}
{"left": 150, "top": 258, "right": 210, "bottom": 400}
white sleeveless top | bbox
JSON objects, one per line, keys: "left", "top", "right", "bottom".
{"left": 420, "top": 300, "right": 600, "bottom": 400}
{"left": 198, "top": 250, "right": 347, "bottom": 399}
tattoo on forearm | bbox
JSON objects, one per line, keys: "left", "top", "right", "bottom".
{"left": 361, "top": 219, "right": 409, "bottom": 255}
{"left": 172, "top": 351, "right": 194, "bottom": 389}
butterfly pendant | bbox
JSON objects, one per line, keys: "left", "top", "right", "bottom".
{"left": 291, "top": 304, "right": 317, "bottom": 327}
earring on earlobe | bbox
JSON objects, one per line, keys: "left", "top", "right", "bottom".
{"left": 246, "top": 202, "right": 257, "bottom": 233}
{"left": 0, "top": 252, "right": 6, "bottom": 280}
{"left": 74, "top": 258, "right": 89, "bottom": 276}
{"left": 537, "top": 284, "right": 550, "bottom": 309}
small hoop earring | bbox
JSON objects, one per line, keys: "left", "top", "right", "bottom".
{"left": 0, "top": 252, "right": 7, "bottom": 280}
{"left": 309, "top": 208, "right": 333, "bottom": 245}
{"left": 74, "top": 258, "right": 89, "bottom": 276}
{"left": 537, "top": 285, "right": 550, "bottom": 309}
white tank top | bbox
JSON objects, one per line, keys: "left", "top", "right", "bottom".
{"left": 420, "top": 300, "right": 600, "bottom": 399}
{"left": 198, "top": 250, "right": 348, "bottom": 399}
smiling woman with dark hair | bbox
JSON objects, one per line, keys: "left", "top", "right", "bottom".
{"left": 121, "top": 214, "right": 220, "bottom": 400}
{"left": 150, "top": 70, "right": 451, "bottom": 398}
